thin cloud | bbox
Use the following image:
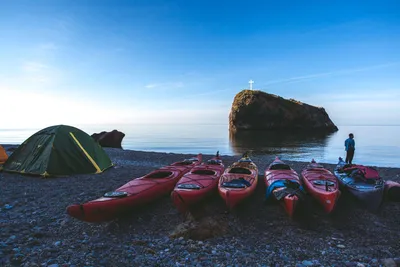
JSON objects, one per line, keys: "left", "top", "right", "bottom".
{"left": 22, "top": 62, "right": 49, "bottom": 73}
{"left": 144, "top": 82, "right": 184, "bottom": 89}
{"left": 301, "top": 89, "right": 400, "bottom": 103}
{"left": 300, "top": 20, "right": 370, "bottom": 36}
{"left": 260, "top": 62, "right": 400, "bottom": 87}
{"left": 39, "top": 43, "right": 58, "bottom": 51}
{"left": 180, "top": 63, "right": 400, "bottom": 99}
{"left": 49, "top": 15, "right": 75, "bottom": 41}
{"left": 20, "top": 61, "right": 59, "bottom": 85}
{"left": 181, "top": 88, "right": 232, "bottom": 99}
{"left": 145, "top": 84, "right": 158, "bottom": 89}
{"left": 55, "top": 15, "right": 75, "bottom": 32}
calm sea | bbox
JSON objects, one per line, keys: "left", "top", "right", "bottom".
{"left": 0, "top": 124, "right": 399, "bottom": 168}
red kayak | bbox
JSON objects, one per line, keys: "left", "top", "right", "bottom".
{"left": 265, "top": 157, "right": 304, "bottom": 217}
{"left": 171, "top": 151, "right": 225, "bottom": 213}
{"left": 301, "top": 159, "right": 340, "bottom": 213}
{"left": 67, "top": 154, "right": 202, "bottom": 222}
{"left": 218, "top": 153, "right": 258, "bottom": 210}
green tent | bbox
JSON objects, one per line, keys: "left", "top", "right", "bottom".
{"left": 3, "top": 125, "right": 113, "bottom": 177}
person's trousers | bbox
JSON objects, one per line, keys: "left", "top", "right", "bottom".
{"left": 346, "top": 149, "right": 355, "bottom": 164}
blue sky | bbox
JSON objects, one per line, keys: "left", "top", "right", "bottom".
{"left": 1, "top": 0, "right": 399, "bottom": 129}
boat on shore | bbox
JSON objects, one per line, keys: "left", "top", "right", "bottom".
{"left": 265, "top": 157, "right": 305, "bottom": 217}
{"left": 334, "top": 157, "right": 385, "bottom": 211}
{"left": 171, "top": 151, "right": 225, "bottom": 213}
{"left": 218, "top": 153, "right": 258, "bottom": 210}
{"left": 67, "top": 154, "right": 202, "bottom": 222}
{"left": 301, "top": 159, "right": 340, "bottom": 213}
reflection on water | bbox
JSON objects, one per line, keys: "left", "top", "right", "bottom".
{"left": 229, "top": 130, "right": 334, "bottom": 161}
{"left": 1, "top": 124, "right": 399, "bottom": 167}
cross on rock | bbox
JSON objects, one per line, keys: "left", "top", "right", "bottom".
{"left": 249, "top": 80, "right": 254, "bottom": 90}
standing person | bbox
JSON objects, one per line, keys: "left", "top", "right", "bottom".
{"left": 344, "top": 133, "right": 355, "bottom": 164}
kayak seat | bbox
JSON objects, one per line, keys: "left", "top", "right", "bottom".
{"left": 284, "top": 180, "right": 301, "bottom": 189}
{"left": 145, "top": 171, "right": 173, "bottom": 179}
{"left": 270, "top": 163, "right": 291, "bottom": 170}
{"left": 192, "top": 170, "right": 215, "bottom": 175}
{"left": 312, "top": 180, "right": 335, "bottom": 186}
{"left": 228, "top": 167, "right": 252, "bottom": 175}
{"left": 222, "top": 177, "right": 251, "bottom": 188}
{"left": 273, "top": 187, "right": 306, "bottom": 201}
{"left": 177, "top": 183, "right": 201, "bottom": 190}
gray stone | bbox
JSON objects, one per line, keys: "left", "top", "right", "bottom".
{"left": 302, "top": 260, "right": 314, "bottom": 266}
{"left": 381, "top": 258, "right": 397, "bottom": 267}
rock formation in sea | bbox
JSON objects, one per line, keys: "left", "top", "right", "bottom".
{"left": 229, "top": 89, "right": 338, "bottom": 133}
{"left": 91, "top": 130, "right": 125, "bottom": 149}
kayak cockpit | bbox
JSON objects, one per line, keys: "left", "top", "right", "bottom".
{"left": 269, "top": 163, "right": 291, "bottom": 170}
{"left": 144, "top": 171, "right": 174, "bottom": 179}
{"left": 191, "top": 169, "right": 216, "bottom": 175}
{"left": 229, "top": 167, "right": 252, "bottom": 175}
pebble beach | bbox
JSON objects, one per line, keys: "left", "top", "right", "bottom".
{"left": 0, "top": 145, "right": 399, "bottom": 267}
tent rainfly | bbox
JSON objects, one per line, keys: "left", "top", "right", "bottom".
{"left": 3, "top": 125, "right": 113, "bottom": 177}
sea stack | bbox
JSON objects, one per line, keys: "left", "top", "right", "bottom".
{"left": 91, "top": 130, "right": 126, "bottom": 149}
{"left": 229, "top": 90, "right": 338, "bottom": 133}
